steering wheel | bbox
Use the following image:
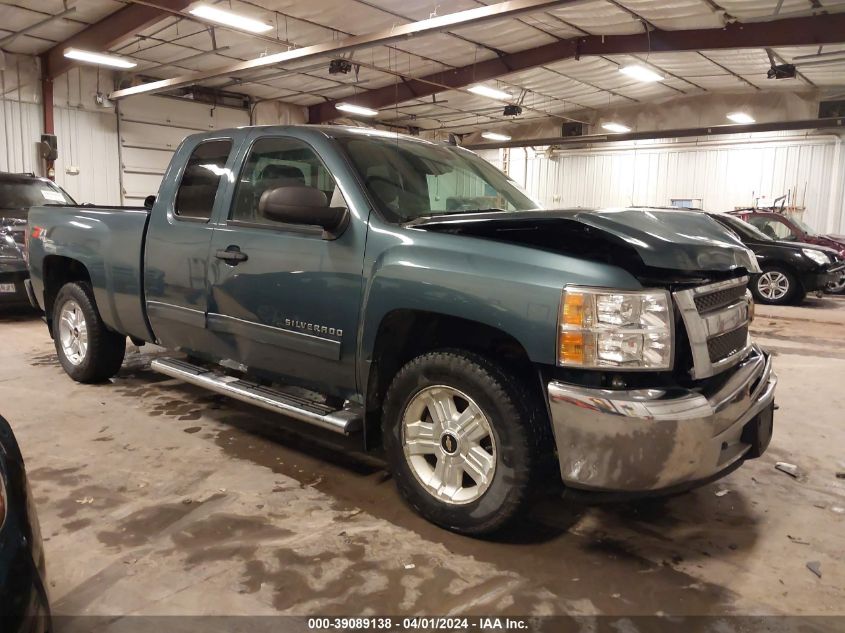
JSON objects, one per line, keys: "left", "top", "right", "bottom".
{"left": 365, "top": 174, "right": 403, "bottom": 193}
{"left": 365, "top": 175, "right": 428, "bottom": 206}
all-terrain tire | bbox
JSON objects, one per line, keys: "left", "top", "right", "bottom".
{"left": 382, "top": 349, "right": 548, "bottom": 535}
{"left": 52, "top": 282, "right": 126, "bottom": 383}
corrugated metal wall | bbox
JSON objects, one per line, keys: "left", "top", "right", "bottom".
{"left": 494, "top": 132, "right": 845, "bottom": 234}
{"left": 0, "top": 98, "right": 41, "bottom": 174}
{"left": 0, "top": 54, "right": 41, "bottom": 174}
{"left": 1, "top": 56, "right": 251, "bottom": 206}
{"left": 49, "top": 66, "right": 122, "bottom": 205}
{"left": 118, "top": 95, "right": 250, "bottom": 203}
{"left": 53, "top": 106, "right": 121, "bottom": 205}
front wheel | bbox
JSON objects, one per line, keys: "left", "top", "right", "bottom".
{"left": 53, "top": 282, "right": 126, "bottom": 383}
{"left": 827, "top": 277, "right": 845, "bottom": 295}
{"left": 382, "top": 350, "right": 545, "bottom": 535}
{"left": 752, "top": 266, "right": 800, "bottom": 305}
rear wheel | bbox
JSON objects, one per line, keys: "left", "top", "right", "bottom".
{"left": 752, "top": 266, "right": 800, "bottom": 305}
{"left": 53, "top": 282, "right": 126, "bottom": 383}
{"left": 382, "top": 349, "right": 545, "bottom": 535}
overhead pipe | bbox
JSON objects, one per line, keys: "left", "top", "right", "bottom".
{"left": 463, "top": 117, "right": 845, "bottom": 150}
{"left": 108, "top": 0, "right": 578, "bottom": 100}
{"left": 309, "top": 13, "right": 845, "bottom": 123}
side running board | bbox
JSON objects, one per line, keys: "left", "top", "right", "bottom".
{"left": 151, "top": 358, "right": 362, "bottom": 435}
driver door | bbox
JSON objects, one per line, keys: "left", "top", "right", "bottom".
{"left": 204, "top": 135, "right": 364, "bottom": 398}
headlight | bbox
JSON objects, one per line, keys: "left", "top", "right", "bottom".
{"left": 802, "top": 248, "right": 829, "bottom": 266}
{"left": 745, "top": 248, "right": 762, "bottom": 274}
{"left": 558, "top": 287, "right": 673, "bottom": 370}
{"left": 0, "top": 234, "right": 22, "bottom": 260}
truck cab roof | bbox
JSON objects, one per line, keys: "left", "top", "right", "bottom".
{"left": 184, "top": 124, "right": 452, "bottom": 147}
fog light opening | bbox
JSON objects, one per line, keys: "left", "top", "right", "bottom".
{"left": 610, "top": 375, "right": 627, "bottom": 390}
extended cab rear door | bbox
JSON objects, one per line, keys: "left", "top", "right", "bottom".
{"left": 203, "top": 131, "right": 367, "bottom": 399}
{"left": 144, "top": 135, "right": 238, "bottom": 352}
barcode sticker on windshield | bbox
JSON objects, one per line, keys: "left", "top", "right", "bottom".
{"left": 41, "top": 189, "right": 65, "bottom": 202}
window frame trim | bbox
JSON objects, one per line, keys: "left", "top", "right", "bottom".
{"left": 172, "top": 136, "right": 235, "bottom": 224}
{"left": 225, "top": 134, "right": 342, "bottom": 234}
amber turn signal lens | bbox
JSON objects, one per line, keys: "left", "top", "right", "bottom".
{"left": 562, "top": 292, "right": 585, "bottom": 327}
{"left": 559, "top": 331, "right": 585, "bottom": 364}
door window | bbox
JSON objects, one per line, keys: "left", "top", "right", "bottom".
{"left": 174, "top": 139, "right": 233, "bottom": 220}
{"left": 230, "top": 137, "right": 339, "bottom": 226}
{"left": 747, "top": 216, "right": 795, "bottom": 240}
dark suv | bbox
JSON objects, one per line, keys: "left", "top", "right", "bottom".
{"left": 708, "top": 212, "right": 845, "bottom": 305}
{"left": 0, "top": 173, "right": 75, "bottom": 308}
{"left": 729, "top": 209, "right": 845, "bottom": 293}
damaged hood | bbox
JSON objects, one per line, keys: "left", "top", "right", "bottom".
{"left": 410, "top": 207, "right": 760, "bottom": 274}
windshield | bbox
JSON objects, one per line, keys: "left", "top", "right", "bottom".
{"left": 0, "top": 177, "right": 76, "bottom": 212}
{"left": 790, "top": 215, "right": 817, "bottom": 236}
{"left": 336, "top": 134, "right": 541, "bottom": 222}
{"left": 713, "top": 214, "right": 773, "bottom": 242}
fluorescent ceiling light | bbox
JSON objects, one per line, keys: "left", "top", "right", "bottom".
{"left": 481, "top": 131, "right": 512, "bottom": 141}
{"left": 468, "top": 84, "right": 511, "bottom": 101}
{"left": 189, "top": 4, "right": 273, "bottom": 33}
{"left": 727, "top": 111, "right": 755, "bottom": 124}
{"left": 602, "top": 122, "right": 631, "bottom": 133}
{"left": 336, "top": 102, "right": 379, "bottom": 117}
{"left": 63, "top": 48, "right": 136, "bottom": 69}
{"left": 618, "top": 64, "right": 664, "bottom": 83}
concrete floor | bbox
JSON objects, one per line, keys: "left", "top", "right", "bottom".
{"left": 1, "top": 297, "right": 844, "bottom": 622}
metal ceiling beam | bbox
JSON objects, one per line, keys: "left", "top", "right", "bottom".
{"left": 41, "top": 0, "right": 194, "bottom": 79}
{"left": 113, "top": 0, "right": 590, "bottom": 125}
{"left": 309, "top": 13, "right": 845, "bottom": 123}
{"left": 464, "top": 117, "right": 845, "bottom": 149}
{"left": 0, "top": 6, "right": 77, "bottom": 49}
{"left": 108, "top": 0, "right": 575, "bottom": 100}
{"left": 136, "top": 46, "right": 232, "bottom": 74}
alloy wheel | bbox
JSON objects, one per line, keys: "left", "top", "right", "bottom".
{"left": 401, "top": 385, "right": 497, "bottom": 505}
{"left": 758, "top": 271, "right": 790, "bottom": 301}
{"left": 827, "top": 278, "right": 845, "bottom": 294}
{"left": 58, "top": 300, "right": 88, "bottom": 365}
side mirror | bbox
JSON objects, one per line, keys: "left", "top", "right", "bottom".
{"left": 144, "top": 195, "right": 156, "bottom": 210}
{"left": 258, "top": 185, "right": 348, "bottom": 237}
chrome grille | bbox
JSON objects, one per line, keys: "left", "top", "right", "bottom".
{"left": 694, "top": 284, "right": 747, "bottom": 314}
{"left": 707, "top": 325, "right": 749, "bottom": 363}
{"left": 673, "top": 276, "right": 752, "bottom": 379}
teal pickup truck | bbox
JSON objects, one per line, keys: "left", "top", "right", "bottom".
{"left": 26, "top": 125, "right": 777, "bottom": 534}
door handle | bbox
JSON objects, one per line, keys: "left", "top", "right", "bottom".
{"left": 215, "top": 246, "right": 248, "bottom": 264}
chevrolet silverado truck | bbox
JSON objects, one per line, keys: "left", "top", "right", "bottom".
{"left": 25, "top": 126, "right": 777, "bottom": 534}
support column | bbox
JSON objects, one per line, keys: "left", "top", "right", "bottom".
{"left": 41, "top": 75, "right": 55, "bottom": 180}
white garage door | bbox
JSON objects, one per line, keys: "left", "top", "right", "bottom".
{"left": 117, "top": 95, "right": 249, "bottom": 204}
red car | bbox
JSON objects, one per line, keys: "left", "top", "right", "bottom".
{"left": 729, "top": 209, "right": 845, "bottom": 293}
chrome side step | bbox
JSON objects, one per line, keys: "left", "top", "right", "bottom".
{"left": 150, "top": 358, "right": 362, "bottom": 435}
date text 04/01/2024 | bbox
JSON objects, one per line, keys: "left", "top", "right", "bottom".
{"left": 307, "top": 617, "right": 529, "bottom": 630}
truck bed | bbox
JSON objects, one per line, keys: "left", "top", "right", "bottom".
{"left": 27, "top": 204, "right": 153, "bottom": 342}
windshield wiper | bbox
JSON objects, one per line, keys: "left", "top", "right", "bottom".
{"left": 457, "top": 207, "right": 509, "bottom": 214}
{"left": 405, "top": 209, "right": 507, "bottom": 224}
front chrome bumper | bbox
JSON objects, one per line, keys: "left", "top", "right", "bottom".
{"left": 547, "top": 344, "right": 776, "bottom": 492}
